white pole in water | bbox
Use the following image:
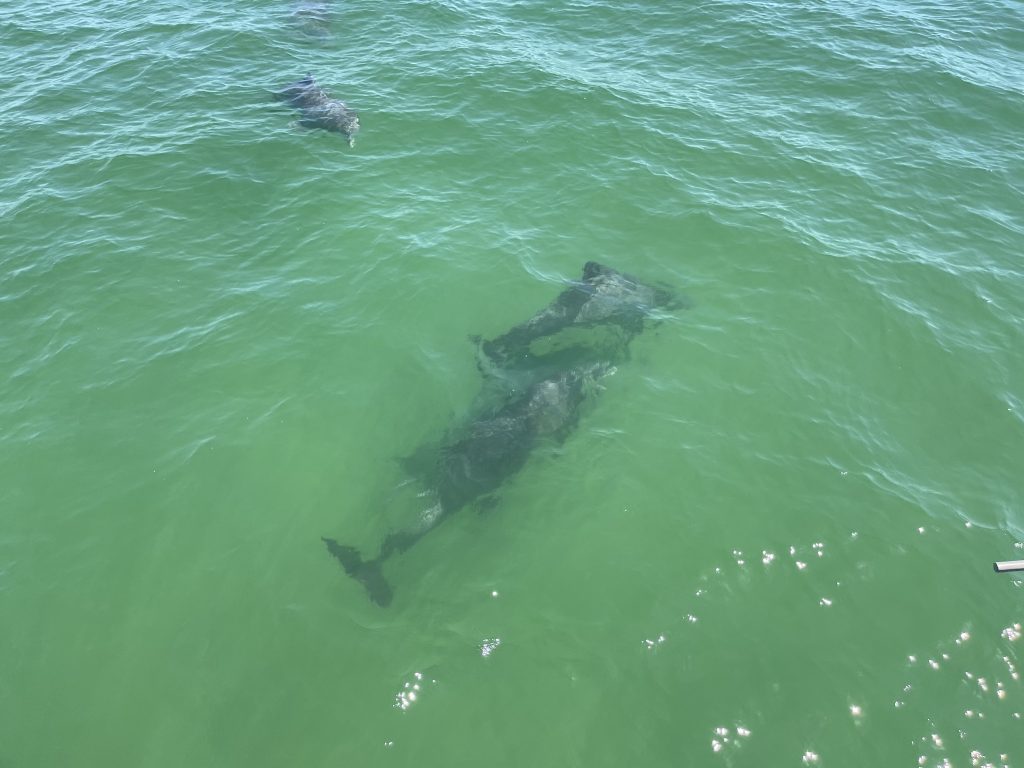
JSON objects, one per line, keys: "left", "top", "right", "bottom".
{"left": 994, "top": 560, "right": 1024, "bottom": 573}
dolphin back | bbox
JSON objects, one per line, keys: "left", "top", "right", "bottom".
{"left": 274, "top": 73, "right": 317, "bottom": 106}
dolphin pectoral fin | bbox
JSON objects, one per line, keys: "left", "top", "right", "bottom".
{"left": 321, "top": 537, "right": 394, "bottom": 607}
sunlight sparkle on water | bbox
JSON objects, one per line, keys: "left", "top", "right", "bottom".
{"left": 643, "top": 635, "right": 667, "bottom": 650}
{"left": 708, "top": 724, "right": 750, "bottom": 756}
{"left": 1003, "top": 655, "right": 1019, "bottom": 681}
{"left": 395, "top": 672, "right": 428, "bottom": 711}
{"left": 481, "top": 638, "right": 502, "bottom": 657}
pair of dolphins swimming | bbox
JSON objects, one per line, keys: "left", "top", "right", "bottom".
{"left": 322, "top": 262, "right": 681, "bottom": 606}
{"left": 275, "top": 0, "right": 360, "bottom": 145}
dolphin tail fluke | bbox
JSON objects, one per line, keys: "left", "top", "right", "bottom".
{"left": 321, "top": 537, "right": 394, "bottom": 607}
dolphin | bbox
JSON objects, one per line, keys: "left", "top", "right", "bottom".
{"left": 322, "top": 360, "right": 616, "bottom": 606}
{"left": 275, "top": 73, "right": 360, "bottom": 146}
{"left": 479, "top": 261, "right": 682, "bottom": 368}
{"left": 291, "top": 0, "right": 331, "bottom": 38}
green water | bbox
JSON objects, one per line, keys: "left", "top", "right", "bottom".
{"left": 2, "top": 1, "right": 1022, "bottom": 765}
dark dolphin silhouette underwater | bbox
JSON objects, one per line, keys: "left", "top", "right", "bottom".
{"left": 290, "top": 0, "right": 332, "bottom": 39}
{"left": 322, "top": 262, "right": 681, "bottom": 606}
{"left": 275, "top": 73, "right": 360, "bottom": 146}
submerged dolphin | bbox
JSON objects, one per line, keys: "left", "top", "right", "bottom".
{"left": 479, "top": 261, "right": 682, "bottom": 367}
{"left": 323, "top": 360, "right": 615, "bottom": 606}
{"left": 291, "top": 0, "right": 331, "bottom": 38}
{"left": 275, "top": 73, "right": 360, "bottom": 146}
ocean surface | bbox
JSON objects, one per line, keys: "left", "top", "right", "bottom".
{"left": 2, "top": 0, "right": 1022, "bottom": 765}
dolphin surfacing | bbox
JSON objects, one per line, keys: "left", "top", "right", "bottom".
{"left": 275, "top": 73, "right": 360, "bottom": 146}
{"left": 322, "top": 262, "right": 680, "bottom": 606}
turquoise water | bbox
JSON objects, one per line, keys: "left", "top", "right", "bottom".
{"left": 2, "top": 0, "right": 1022, "bottom": 765}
